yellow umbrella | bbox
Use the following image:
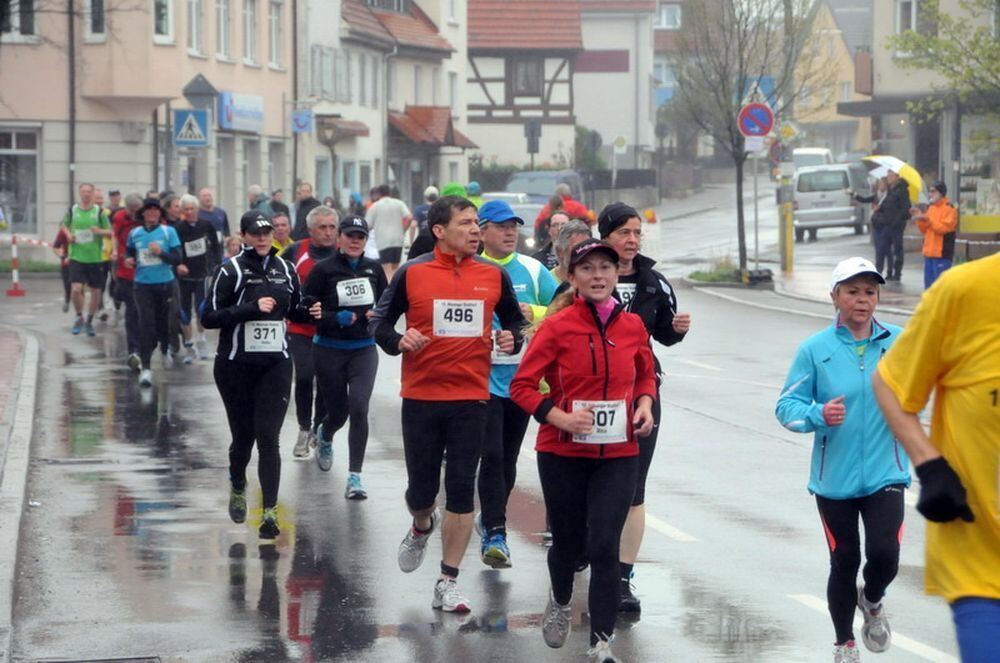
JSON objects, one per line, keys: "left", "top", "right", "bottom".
{"left": 863, "top": 156, "right": 926, "bottom": 204}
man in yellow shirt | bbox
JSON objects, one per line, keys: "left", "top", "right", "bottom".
{"left": 873, "top": 252, "right": 1000, "bottom": 662}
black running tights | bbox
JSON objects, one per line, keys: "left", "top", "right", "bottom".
{"left": 313, "top": 344, "right": 378, "bottom": 473}
{"left": 478, "top": 395, "right": 530, "bottom": 534}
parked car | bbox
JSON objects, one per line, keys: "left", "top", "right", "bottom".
{"left": 509, "top": 202, "right": 544, "bottom": 253}
{"left": 482, "top": 191, "right": 530, "bottom": 204}
{"left": 792, "top": 164, "right": 872, "bottom": 242}
{"left": 792, "top": 147, "right": 834, "bottom": 170}
{"left": 836, "top": 150, "right": 869, "bottom": 164}
{"left": 505, "top": 170, "right": 586, "bottom": 204}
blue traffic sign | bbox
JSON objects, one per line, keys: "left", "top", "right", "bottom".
{"left": 173, "top": 109, "right": 211, "bottom": 148}
{"left": 737, "top": 103, "right": 775, "bottom": 138}
{"left": 291, "top": 110, "right": 314, "bottom": 134}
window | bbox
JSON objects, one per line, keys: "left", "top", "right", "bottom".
{"left": 448, "top": 71, "right": 458, "bottom": 112}
{"left": 840, "top": 81, "right": 852, "bottom": 102}
{"left": 363, "top": 0, "right": 405, "bottom": 12}
{"left": 87, "top": 0, "right": 106, "bottom": 39}
{"left": 335, "top": 49, "right": 351, "bottom": 102}
{"left": 798, "top": 85, "right": 811, "bottom": 109}
{"left": 447, "top": 0, "right": 456, "bottom": 22}
{"left": 267, "top": 0, "right": 282, "bottom": 66}
{"left": 359, "top": 53, "right": 367, "bottom": 105}
{"left": 154, "top": 0, "right": 173, "bottom": 42}
{"left": 187, "top": 0, "right": 203, "bottom": 53}
{"left": 895, "top": 0, "right": 915, "bottom": 33}
{"left": 387, "top": 61, "right": 396, "bottom": 105}
{"left": 243, "top": 0, "right": 257, "bottom": 63}
{"left": 655, "top": 2, "right": 681, "bottom": 30}
{"left": 216, "top": 0, "right": 230, "bottom": 57}
{"left": 797, "top": 171, "right": 849, "bottom": 193}
{"left": 0, "top": 130, "right": 39, "bottom": 234}
{"left": 511, "top": 59, "right": 542, "bottom": 96}
{"left": 821, "top": 85, "right": 832, "bottom": 105}
{"left": 414, "top": 65, "right": 422, "bottom": 104}
{"left": 448, "top": 161, "right": 459, "bottom": 183}
{"left": 1, "top": 0, "right": 36, "bottom": 37}
{"left": 371, "top": 58, "right": 379, "bottom": 107}
{"left": 342, "top": 160, "right": 356, "bottom": 192}
{"left": 359, "top": 163, "right": 372, "bottom": 193}
{"left": 432, "top": 66, "right": 440, "bottom": 104}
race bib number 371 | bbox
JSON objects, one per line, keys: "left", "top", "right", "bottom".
{"left": 244, "top": 320, "right": 285, "bottom": 352}
{"left": 433, "top": 299, "right": 484, "bottom": 337}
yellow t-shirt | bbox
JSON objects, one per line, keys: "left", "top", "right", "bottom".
{"left": 877, "top": 252, "right": 1000, "bottom": 603}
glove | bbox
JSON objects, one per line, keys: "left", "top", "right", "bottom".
{"left": 915, "top": 457, "right": 975, "bottom": 523}
{"left": 335, "top": 310, "right": 355, "bottom": 327}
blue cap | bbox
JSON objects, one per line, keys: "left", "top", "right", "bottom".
{"left": 477, "top": 200, "right": 524, "bottom": 226}
{"left": 467, "top": 181, "right": 482, "bottom": 195}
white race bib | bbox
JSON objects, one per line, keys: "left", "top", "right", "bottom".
{"left": 491, "top": 331, "right": 526, "bottom": 366}
{"left": 244, "top": 320, "right": 285, "bottom": 352}
{"left": 571, "top": 400, "right": 628, "bottom": 444}
{"left": 185, "top": 237, "right": 207, "bottom": 257}
{"left": 138, "top": 247, "right": 162, "bottom": 267}
{"left": 433, "top": 299, "right": 484, "bottom": 337}
{"left": 336, "top": 277, "right": 374, "bottom": 307}
{"left": 617, "top": 283, "right": 637, "bottom": 307}
{"left": 75, "top": 229, "right": 94, "bottom": 244}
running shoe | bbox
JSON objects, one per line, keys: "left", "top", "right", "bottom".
{"left": 127, "top": 353, "right": 141, "bottom": 371}
{"left": 162, "top": 351, "right": 174, "bottom": 369}
{"left": 84, "top": 322, "right": 96, "bottom": 337}
{"left": 183, "top": 343, "right": 196, "bottom": 365}
{"left": 98, "top": 310, "right": 109, "bottom": 323}
{"left": 196, "top": 338, "right": 210, "bottom": 359}
{"left": 345, "top": 473, "right": 367, "bottom": 500}
{"left": 259, "top": 506, "right": 280, "bottom": 539}
{"left": 833, "top": 640, "right": 861, "bottom": 663}
{"left": 618, "top": 577, "right": 641, "bottom": 613}
{"left": 541, "top": 589, "right": 572, "bottom": 648}
{"left": 398, "top": 509, "right": 441, "bottom": 573}
{"left": 62, "top": 301, "right": 70, "bottom": 313}
{"left": 71, "top": 317, "right": 84, "bottom": 335}
{"left": 858, "top": 585, "right": 891, "bottom": 652}
{"left": 474, "top": 512, "right": 484, "bottom": 538}
{"left": 315, "top": 425, "right": 333, "bottom": 471}
{"left": 432, "top": 577, "right": 471, "bottom": 613}
{"left": 228, "top": 488, "right": 247, "bottom": 523}
{"left": 587, "top": 636, "right": 619, "bottom": 662}
{"left": 138, "top": 369, "right": 153, "bottom": 388}
{"left": 480, "top": 532, "right": 512, "bottom": 569}
{"left": 293, "top": 430, "right": 311, "bottom": 458}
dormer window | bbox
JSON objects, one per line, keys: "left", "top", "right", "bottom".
{"left": 364, "top": 0, "right": 406, "bottom": 12}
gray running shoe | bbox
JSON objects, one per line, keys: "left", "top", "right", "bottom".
{"left": 162, "top": 351, "right": 174, "bottom": 369}
{"left": 398, "top": 509, "right": 441, "bottom": 573}
{"left": 138, "top": 369, "right": 153, "bottom": 387}
{"left": 293, "top": 430, "right": 311, "bottom": 458}
{"left": 228, "top": 488, "right": 247, "bottom": 523}
{"left": 127, "top": 353, "right": 141, "bottom": 371}
{"left": 587, "top": 636, "right": 618, "bottom": 662}
{"left": 542, "top": 589, "right": 572, "bottom": 648}
{"left": 858, "top": 585, "right": 891, "bottom": 652}
{"left": 432, "top": 577, "right": 471, "bottom": 613}
{"left": 833, "top": 640, "right": 861, "bottom": 663}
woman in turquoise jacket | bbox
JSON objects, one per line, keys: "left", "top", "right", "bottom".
{"left": 776, "top": 257, "right": 910, "bottom": 663}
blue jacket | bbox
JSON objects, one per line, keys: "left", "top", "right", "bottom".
{"left": 775, "top": 318, "right": 911, "bottom": 499}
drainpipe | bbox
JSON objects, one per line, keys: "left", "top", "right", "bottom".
{"left": 152, "top": 109, "right": 159, "bottom": 189}
{"left": 292, "top": 0, "right": 299, "bottom": 186}
{"left": 633, "top": 15, "right": 640, "bottom": 169}
{"left": 383, "top": 44, "right": 399, "bottom": 184}
{"left": 68, "top": 0, "right": 77, "bottom": 202}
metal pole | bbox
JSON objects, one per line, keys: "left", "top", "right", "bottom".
{"left": 165, "top": 101, "right": 173, "bottom": 191}
{"left": 753, "top": 151, "right": 759, "bottom": 270}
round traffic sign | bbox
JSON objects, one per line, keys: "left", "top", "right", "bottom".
{"left": 738, "top": 103, "right": 775, "bottom": 138}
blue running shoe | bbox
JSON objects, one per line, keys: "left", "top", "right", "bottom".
{"left": 345, "top": 472, "right": 367, "bottom": 500}
{"left": 71, "top": 317, "right": 84, "bottom": 335}
{"left": 481, "top": 531, "right": 512, "bottom": 569}
{"left": 84, "top": 322, "right": 96, "bottom": 337}
{"left": 315, "top": 425, "right": 333, "bottom": 471}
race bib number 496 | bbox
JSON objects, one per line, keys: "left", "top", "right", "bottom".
{"left": 433, "top": 299, "right": 484, "bottom": 337}
{"left": 571, "top": 399, "right": 628, "bottom": 444}
{"left": 244, "top": 320, "right": 285, "bottom": 352}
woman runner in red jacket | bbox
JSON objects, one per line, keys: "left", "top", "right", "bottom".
{"left": 510, "top": 238, "right": 656, "bottom": 662}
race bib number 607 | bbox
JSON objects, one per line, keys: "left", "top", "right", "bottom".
{"left": 433, "top": 299, "right": 484, "bottom": 337}
{"left": 572, "top": 399, "right": 628, "bottom": 444}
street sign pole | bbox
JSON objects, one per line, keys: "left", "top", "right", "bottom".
{"left": 753, "top": 150, "right": 759, "bottom": 271}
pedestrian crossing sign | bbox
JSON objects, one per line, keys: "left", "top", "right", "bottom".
{"left": 173, "top": 109, "right": 211, "bottom": 148}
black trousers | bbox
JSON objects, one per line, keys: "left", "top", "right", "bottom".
{"left": 134, "top": 282, "right": 173, "bottom": 370}
{"left": 313, "top": 344, "right": 378, "bottom": 473}
{"left": 478, "top": 395, "right": 530, "bottom": 534}
{"left": 538, "top": 452, "right": 638, "bottom": 646}
{"left": 890, "top": 222, "right": 906, "bottom": 278}
{"left": 214, "top": 357, "right": 292, "bottom": 509}
{"left": 288, "top": 333, "right": 327, "bottom": 431}
{"left": 872, "top": 223, "right": 895, "bottom": 276}
{"left": 631, "top": 395, "right": 661, "bottom": 506}
{"left": 114, "top": 278, "right": 141, "bottom": 355}
{"left": 816, "top": 485, "right": 905, "bottom": 645}
{"left": 60, "top": 263, "right": 71, "bottom": 304}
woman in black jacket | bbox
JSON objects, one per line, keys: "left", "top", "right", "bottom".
{"left": 303, "top": 216, "right": 388, "bottom": 499}
{"left": 598, "top": 202, "right": 692, "bottom": 614}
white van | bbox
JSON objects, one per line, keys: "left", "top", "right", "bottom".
{"left": 792, "top": 164, "right": 872, "bottom": 242}
{"left": 792, "top": 147, "right": 835, "bottom": 170}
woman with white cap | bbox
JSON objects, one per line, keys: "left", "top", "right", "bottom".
{"left": 775, "top": 257, "right": 910, "bottom": 663}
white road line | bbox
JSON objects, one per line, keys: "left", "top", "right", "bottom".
{"left": 788, "top": 594, "right": 958, "bottom": 663}
{"left": 646, "top": 513, "right": 699, "bottom": 542}
{"left": 672, "top": 358, "right": 723, "bottom": 372}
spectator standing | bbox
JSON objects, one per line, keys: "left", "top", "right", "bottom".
{"left": 911, "top": 181, "right": 958, "bottom": 289}
{"left": 270, "top": 189, "right": 290, "bottom": 219}
{"left": 292, "top": 182, "right": 322, "bottom": 240}
{"left": 875, "top": 169, "right": 911, "bottom": 282}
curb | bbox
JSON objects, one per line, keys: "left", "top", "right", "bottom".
{"left": 0, "top": 330, "right": 39, "bottom": 663}
{"left": 693, "top": 285, "right": 834, "bottom": 320}
{"left": 772, "top": 280, "right": 916, "bottom": 317}
{"left": 681, "top": 276, "right": 774, "bottom": 291}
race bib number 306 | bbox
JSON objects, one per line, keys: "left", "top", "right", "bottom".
{"left": 571, "top": 399, "right": 628, "bottom": 444}
{"left": 337, "top": 278, "right": 374, "bottom": 306}
{"left": 433, "top": 299, "right": 484, "bottom": 337}
{"left": 244, "top": 320, "right": 285, "bottom": 352}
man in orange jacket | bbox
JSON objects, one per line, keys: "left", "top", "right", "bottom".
{"left": 912, "top": 180, "right": 958, "bottom": 289}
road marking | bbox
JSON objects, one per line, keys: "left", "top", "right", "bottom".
{"left": 672, "top": 358, "right": 723, "bottom": 372}
{"left": 694, "top": 286, "right": 833, "bottom": 320}
{"left": 646, "top": 513, "right": 699, "bottom": 542}
{"left": 787, "top": 594, "right": 958, "bottom": 662}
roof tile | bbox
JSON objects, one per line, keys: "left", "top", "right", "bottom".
{"left": 373, "top": 7, "right": 454, "bottom": 54}
{"left": 469, "top": 0, "right": 582, "bottom": 51}
{"left": 389, "top": 106, "right": 477, "bottom": 148}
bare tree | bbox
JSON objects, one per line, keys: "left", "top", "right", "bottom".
{"left": 668, "top": 0, "right": 834, "bottom": 278}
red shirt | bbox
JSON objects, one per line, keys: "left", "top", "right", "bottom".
{"left": 534, "top": 195, "right": 589, "bottom": 229}
{"left": 112, "top": 209, "right": 139, "bottom": 280}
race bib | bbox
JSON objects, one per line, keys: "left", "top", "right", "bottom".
{"left": 138, "top": 248, "right": 162, "bottom": 267}
{"left": 336, "top": 278, "right": 374, "bottom": 307}
{"left": 244, "top": 320, "right": 285, "bottom": 352}
{"left": 491, "top": 331, "right": 526, "bottom": 366}
{"left": 571, "top": 400, "right": 628, "bottom": 444}
{"left": 433, "top": 299, "right": 484, "bottom": 337}
{"left": 75, "top": 229, "right": 94, "bottom": 244}
{"left": 617, "top": 283, "right": 637, "bottom": 307}
{"left": 185, "top": 237, "right": 207, "bottom": 257}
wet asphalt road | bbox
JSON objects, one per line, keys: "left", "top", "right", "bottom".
{"left": 5, "top": 193, "right": 960, "bottom": 662}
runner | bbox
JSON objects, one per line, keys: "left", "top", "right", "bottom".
{"left": 281, "top": 205, "right": 339, "bottom": 459}
{"left": 303, "top": 215, "right": 387, "bottom": 498}
{"left": 271, "top": 210, "right": 294, "bottom": 252}
{"left": 509, "top": 238, "right": 656, "bottom": 661}
{"left": 202, "top": 210, "right": 309, "bottom": 540}
{"left": 63, "top": 182, "right": 113, "bottom": 336}
{"left": 111, "top": 193, "right": 143, "bottom": 369}
{"left": 776, "top": 257, "right": 908, "bottom": 663}
{"left": 550, "top": 219, "right": 592, "bottom": 296}
{"left": 874, "top": 252, "right": 1000, "bottom": 663}
{"left": 51, "top": 225, "right": 71, "bottom": 313}
{"left": 124, "top": 198, "right": 182, "bottom": 386}
{"left": 365, "top": 184, "right": 412, "bottom": 281}
{"left": 598, "top": 202, "right": 690, "bottom": 613}
{"left": 94, "top": 187, "right": 115, "bottom": 323}
{"left": 474, "top": 200, "right": 558, "bottom": 568}
{"left": 532, "top": 210, "right": 570, "bottom": 270}
{"left": 175, "top": 193, "right": 221, "bottom": 364}
{"left": 198, "top": 186, "right": 231, "bottom": 252}
{"left": 370, "top": 194, "right": 525, "bottom": 613}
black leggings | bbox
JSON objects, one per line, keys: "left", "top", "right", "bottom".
{"left": 313, "top": 344, "right": 378, "bottom": 473}
{"left": 538, "top": 452, "right": 638, "bottom": 646}
{"left": 134, "top": 282, "right": 173, "bottom": 370}
{"left": 890, "top": 222, "right": 906, "bottom": 278}
{"left": 115, "top": 279, "right": 140, "bottom": 355}
{"left": 288, "top": 333, "right": 327, "bottom": 431}
{"left": 816, "top": 485, "right": 905, "bottom": 645}
{"left": 401, "top": 399, "right": 487, "bottom": 514}
{"left": 60, "top": 263, "right": 71, "bottom": 304}
{"left": 214, "top": 357, "right": 292, "bottom": 509}
{"left": 478, "top": 395, "right": 530, "bottom": 534}
{"left": 631, "top": 395, "right": 661, "bottom": 506}
{"left": 177, "top": 278, "right": 207, "bottom": 326}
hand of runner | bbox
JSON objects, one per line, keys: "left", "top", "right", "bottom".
{"left": 519, "top": 303, "right": 534, "bottom": 322}
{"left": 633, "top": 396, "right": 654, "bottom": 437}
{"left": 672, "top": 312, "right": 691, "bottom": 334}
{"left": 67, "top": 233, "right": 76, "bottom": 244}
{"left": 257, "top": 297, "right": 277, "bottom": 313}
{"left": 177, "top": 264, "right": 190, "bottom": 277}
{"left": 550, "top": 407, "right": 594, "bottom": 435}
{"left": 822, "top": 396, "right": 846, "bottom": 426}
{"left": 365, "top": 310, "right": 375, "bottom": 320}
{"left": 399, "top": 328, "right": 431, "bottom": 353}
{"left": 915, "top": 457, "right": 975, "bottom": 523}
{"left": 495, "top": 329, "right": 515, "bottom": 354}
{"left": 149, "top": 241, "right": 162, "bottom": 255}
{"left": 309, "top": 301, "right": 323, "bottom": 320}
{"left": 124, "top": 257, "right": 136, "bottom": 269}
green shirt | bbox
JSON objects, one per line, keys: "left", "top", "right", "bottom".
{"left": 63, "top": 205, "right": 110, "bottom": 264}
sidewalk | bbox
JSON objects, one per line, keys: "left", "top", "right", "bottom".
{"left": 655, "top": 179, "right": 777, "bottom": 222}
{"left": 774, "top": 255, "right": 925, "bottom": 315}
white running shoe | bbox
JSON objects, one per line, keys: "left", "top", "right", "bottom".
{"left": 432, "top": 577, "right": 471, "bottom": 613}
{"left": 541, "top": 589, "right": 572, "bottom": 648}
{"left": 397, "top": 509, "right": 441, "bottom": 573}
{"left": 833, "top": 640, "right": 861, "bottom": 663}
{"left": 183, "top": 344, "right": 197, "bottom": 365}
{"left": 292, "top": 430, "right": 311, "bottom": 458}
{"left": 587, "top": 636, "right": 619, "bottom": 662}
{"left": 138, "top": 369, "right": 153, "bottom": 387}
{"left": 162, "top": 351, "right": 174, "bottom": 369}
{"left": 858, "top": 585, "right": 891, "bottom": 652}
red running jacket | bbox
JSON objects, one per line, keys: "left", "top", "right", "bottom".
{"left": 510, "top": 297, "right": 657, "bottom": 459}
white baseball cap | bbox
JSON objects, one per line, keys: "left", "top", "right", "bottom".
{"left": 831, "top": 257, "right": 885, "bottom": 291}
{"left": 424, "top": 185, "right": 439, "bottom": 199}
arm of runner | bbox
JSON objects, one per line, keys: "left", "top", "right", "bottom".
{"left": 495, "top": 269, "right": 527, "bottom": 354}
{"left": 202, "top": 263, "right": 261, "bottom": 328}
{"left": 652, "top": 275, "right": 687, "bottom": 346}
{"left": 510, "top": 320, "right": 558, "bottom": 421}
{"left": 370, "top": 265, "right": 409, "bottom": 355}
{"left": 775, "top": 343, "right": 826, "bottom": 433}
